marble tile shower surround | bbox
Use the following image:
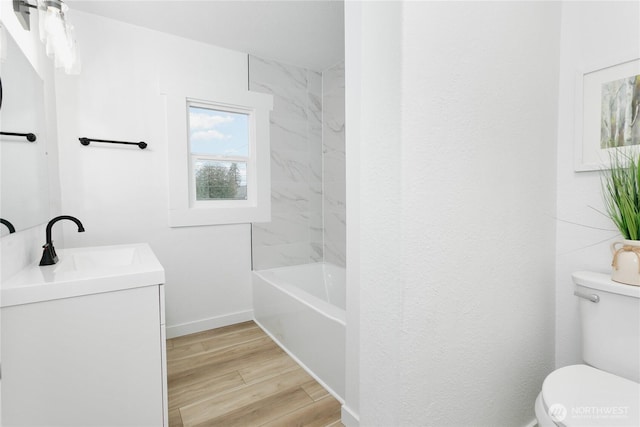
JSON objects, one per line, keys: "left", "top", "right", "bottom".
{"left": 250, "top": 57, "right": 346, "bottom": 270}
{"left": 250, "top": 56, "right": 324, "bottom": 269}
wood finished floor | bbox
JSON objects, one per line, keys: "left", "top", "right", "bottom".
{"left": 167, "top": 321, "right": 344, "bottom": 427}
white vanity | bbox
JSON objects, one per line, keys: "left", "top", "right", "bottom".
{"left": 1, "top": 243, "right": 167, "bottom": 426}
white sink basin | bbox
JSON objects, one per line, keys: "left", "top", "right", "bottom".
{"left": 1, "top": 243, "right": 165, "bottom": 307}
{"left": 54, "top": 246, "right": 141, "bottom": 273}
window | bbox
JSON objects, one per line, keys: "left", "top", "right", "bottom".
{"left": 188, "top": 104, "right": 250, "bottom": 203}
{"left": 163, "top": 79, "right": 273, "bottom": 227}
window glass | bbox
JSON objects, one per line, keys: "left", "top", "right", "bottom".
{"left": 189, "top": 106, "right": 249, "bottom": 157}
{"left": 189, "top": 105, "right": 250, "bottom": 202}
{"left": 194, "top": 160, "right": 247, "bottom": 200}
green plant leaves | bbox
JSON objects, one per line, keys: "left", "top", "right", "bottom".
{"left": 602, "top": 149, "right": 640, "bottom": 240}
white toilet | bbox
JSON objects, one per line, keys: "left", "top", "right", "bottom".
{"left": 535, "top": 271, "right": 640, "bottom": 426}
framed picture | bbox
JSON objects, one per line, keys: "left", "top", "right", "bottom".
{"left": 574, "top": 58, "right": 640, "bottom": 171}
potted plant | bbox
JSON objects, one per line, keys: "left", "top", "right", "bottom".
{"left": 603, "top": 149, "right": 640, "bottom": 285}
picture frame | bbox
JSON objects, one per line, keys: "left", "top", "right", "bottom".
{"left": 574, "top": 57, "right": 640, "bottom": 171}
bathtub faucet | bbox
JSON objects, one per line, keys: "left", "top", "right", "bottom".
{"left": 40, "top": 215, "right": 85, "bottom": 266}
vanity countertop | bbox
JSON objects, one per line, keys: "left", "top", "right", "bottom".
{"left": 1, "top": 243, "right": 165, "bottom": 308}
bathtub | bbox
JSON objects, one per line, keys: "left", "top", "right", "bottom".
{"left": 252, "top": 262, "right": 345, "bottom": 401}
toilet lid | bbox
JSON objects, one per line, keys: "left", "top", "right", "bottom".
{"left": 541, "top": 364, "right": 640, "bottom": 426}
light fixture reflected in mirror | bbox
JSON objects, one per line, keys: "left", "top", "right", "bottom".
{"left": 13, "top": 0, "right": 37, "bottom": 30}
{"left": 38, "top": 0, "right": 80, "bottom": 73}
{"left": 12, "top": 0, "right": 80, "bottom": 74}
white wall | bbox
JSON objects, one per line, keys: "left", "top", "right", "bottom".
{"left": 343, "top": 2, "right": 362, "bottom": 423}
{"left": 55, "top": 11, "right": 254, "bottom": 337}
{"left": 345, "top": 2, "right": 403, "bottom": 424}
{"left": 555, "top": 1, "right": 640, "bottom": 368}
{"left": 346, "top": 2, "right": 560, "bottom": 425}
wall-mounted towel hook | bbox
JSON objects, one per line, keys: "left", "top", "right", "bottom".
{"left": 0, "top": 131, "right": 36, "bottom": 142}
{"left": 79, "top": 137, "right": 147, "bottom": 150}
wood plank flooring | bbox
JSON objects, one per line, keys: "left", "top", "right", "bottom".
{"left": 167, "top": 321, "right": 344, "bottom": 427}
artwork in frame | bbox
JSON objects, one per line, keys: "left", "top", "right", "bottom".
{"left": 575, "top": 58, "right": 640, "bottom": 171}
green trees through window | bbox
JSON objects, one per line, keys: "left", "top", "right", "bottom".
{"left": 194, "top": 161, "right": 247, "bottom": 200}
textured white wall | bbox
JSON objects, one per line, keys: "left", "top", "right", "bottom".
{"left": 347, "top": 2, "right": 405, "bottom": 425}
{"left": 347, "top": 2, "right": 560, "bottom": 425}
{"left": 343, "top": 2, "right": 362, "bottom": 423}
{"left": 555, "top": 1, "right": 640, "bottom": 369}
{"left": 54, "top": 12, "right": 254, "bottom": 337}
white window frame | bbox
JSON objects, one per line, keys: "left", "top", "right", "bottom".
{"left": 162, "top": 79, "right": 273, "bottom": 227}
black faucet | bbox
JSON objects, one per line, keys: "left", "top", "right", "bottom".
{"left": 39, "top": 215, "right": 85, "bottom": 266}
{"left": 0, "top": 218, "right": 16, "bottom": 234}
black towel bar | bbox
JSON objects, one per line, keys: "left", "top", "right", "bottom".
{"left": 79, "top": 137, "right": 147, "bottom": 149}
{"left": 1, "top": 131, "right": 36, "bottom": 142}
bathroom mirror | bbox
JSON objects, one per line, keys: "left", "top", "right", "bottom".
{"left": 0, "top": 28, "right": 50, "bottom": 237}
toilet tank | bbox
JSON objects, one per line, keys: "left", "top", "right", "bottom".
{"left": 573, "top": 271, "right": 640, "bottom": 382}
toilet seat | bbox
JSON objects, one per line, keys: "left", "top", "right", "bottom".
{"left": 538, "top": 364, "right": 640, "bottom": 426}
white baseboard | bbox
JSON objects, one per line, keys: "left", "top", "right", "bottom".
{"left": 523, "top": 418, "right": 537, "bottom": 427}
{"left": 341, "top": 404, "right": 359, "bottom": 427}
{"left": 166, "top": 309, "right": 254, "bottom": 338}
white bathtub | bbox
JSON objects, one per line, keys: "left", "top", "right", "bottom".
{"left": 252, "top": 262, "right": 345, "bottom": 401}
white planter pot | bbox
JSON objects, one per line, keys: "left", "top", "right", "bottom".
{"left": 611, "top": 240, "right": 640, "bottom": 286}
